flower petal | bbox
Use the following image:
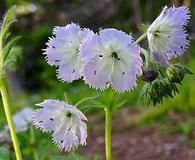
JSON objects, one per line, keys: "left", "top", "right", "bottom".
{"left": 57, "top": 58, "right": 83, "bottom": 82}
{"left": 44, "top": 23, "right": 94, "bottom": 82}
{"left": 13, "top": 107, "right": 33, "bottom": 132}
{"left": 33, "top": 99, "right": 88, "bottom": 151}
{"left": 53, "top": 128, "right": 79, "bottom": 151}
{"left": 83, "top": 58, "right": 113, "bottom": 89}
{"left": 81, "top": 28, "right": 142, "bottom": 91}
{"left": 147, "top": 6, "right": 190, "bottom": 65}
{"left": 33, "top": 100, "right": 65, "bottom": 131}
{"left": 110, "top": 46, "right": 142, "bottom": 92}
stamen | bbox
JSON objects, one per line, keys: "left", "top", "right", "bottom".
{"left": 99, "top": 55, "right": 103, "bottom": 57}
{"left": 52, "top": 46, "right": 55, "bottom": 49}
{"left": 106, "top": 81, "right": 109, "bottom": 84}
{"left": 94, "top": 70, "right": 96, "bottom": 75}
{"left": 39, "top": 121, "right": 43, "bottom": 123}
{"left": 180, "top": 46, "right": 183, "bottom": 49}
{"left": 66, "top": 112, "right": 72, "bottom": 117}
{"left": 154, "top": 30, "right": 159, "bottom": 36}
{"left": 111, "top": 52, "right": 120, "bottom": 60}
{"left": 72, "top": 69, "right": 75, "bottom": 73}
{"left": 61, "top": 140, "right": 64, "bottom": 143}
{"left": 55, "top": 60, "right": 60, "bottom": 62}
{"left": 122, "top": 72, "right": 125, "bottom": 75}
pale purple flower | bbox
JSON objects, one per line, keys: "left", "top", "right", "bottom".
{"left": 80, "top": 28, "right": 142, "bottom": 92}
{"left": 13, "top": 107, "right": 33, "bottom": 132}
{"left": 33, "top": 100, "right": 87, "bottom": 151}
{"left": 44, "top": 23, "right": 94, "bottom": 82}
{"left": 0, "top": 126, "right": 10, "bottom": 142}
{"left": 147, "top": 6, "right": 190, "bottom": 65}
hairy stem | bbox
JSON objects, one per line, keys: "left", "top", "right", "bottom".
{"left": 105, "top": 106, "right": 112, "bottom": 160}
{"left": 0, "top": 77, "right": 22, "bottom": 160}
{"left": 135, "top": 33, "right": 147, "bottom": 44}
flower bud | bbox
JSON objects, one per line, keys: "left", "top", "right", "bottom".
{"left": 166, "top": 65, "right": 185, "bottom": 83}
{"left": 141, "top": 68, "right": 158, "bottom": 82}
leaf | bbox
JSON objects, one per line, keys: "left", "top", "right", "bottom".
{"left": 75, "top": 97, "right": 104, "bottom": 112}
{"left": 0, "top": 7, "right": 16, "bottom": 47}
{"left": 0, "top": 6, "right": 19, "bottom": 77}
{"left": 141, "top": 23, "right": 149, "bottom": 32}
{"left": 0, "top": 147, "right": 10, "bottom": 160}
{"left": 3, "top": 36, "right": 21, "bottom": 60}
{"left": 1, "top": 6, "right": 16, "bottom": 30}
{"left": 183, "top": 67, "right": 193, "bottom": 75}
{"left": 112, "top": 99, "right": 127, "bottom": 110}
{"left": 174, "top": 64, "right": 193, "bottom": 75}
{"left": 1, "top": 19, "right": 17, "bottom": 44}
{"left": 4, "top": 46, "right": 22, "bottom": 70}
{"left": 139, "top": 78, "right": 179, "bottom": 106}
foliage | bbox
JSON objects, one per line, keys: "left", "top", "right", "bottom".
{"left": 0, "top": 6, "right": 21, "bottom": 77}
{"left": 0, "top": 147, "right": 10, "bottom": 160}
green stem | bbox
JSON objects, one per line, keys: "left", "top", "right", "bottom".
{"left": 105, "top": 106, "right": 112, "bottom": 160}
{"left": 135, "top": 33, "right": 147, "bottom": 44}
{"left": 0, "top": 77, "right": 22, "bottom": 160}
{"left": 32, "top": 148, "right": 39, "bottom": 160}
{"left": 30, "top": 126, "right": 35, "bottom": 145}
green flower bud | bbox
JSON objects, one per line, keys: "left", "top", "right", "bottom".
{"left": 141, "top": 68, "right": 158, "bottom": 82}
{"left": 166, "top": 65, "right": 185, "bottom": 83}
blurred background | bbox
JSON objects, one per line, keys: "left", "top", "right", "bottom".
{"left": 0, "top": 0, "right": 195, "bottom": 159}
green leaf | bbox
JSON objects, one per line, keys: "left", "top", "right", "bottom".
{"left": 112, "top": 99, "right": 127, "bottom": 110}
{"left": 1, "top": 19, "right": 17, "bottom": 44}
{"left": 75, "top": 97, "right": 104, "bottom": 112}
{"left": 174, "top": 64, "right": 193, "bottom": 75}
{"left": 3, "top": 36, "right": 21, "bottom": 59}
{"left": 141, "top": 23, "right": 149, "bottom": 32}
{"left": 4, "top": 46, "right": 22, "bottom": 70}
{"left": 1, "top": 6, "right": 16, "bottom": 29}
{"left": 183, "top": 67, "right": 193, "bottom": 75}
{"left": 0, "top": 147, "right": 10, "bottom": 160}
{"left": 139, "top": 78, "right": 179, "bottom": 106}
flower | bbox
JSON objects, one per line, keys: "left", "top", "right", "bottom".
{"left": 80, "top": 28, "right": 142, "bottom": 92}
{"left": 13, "top": 107, "right": 34, "bottom": 132}
{"left": 33, "top": 99, "right": 87, "bottom": 151}
{"left": 43, "top": 23, "right": 94, "bottom": 82}
{"left": 147, "top": 6, "right": 190, "bottom": 65}
{"left": 0, "top": 126, "right": 10, "bottom": 143}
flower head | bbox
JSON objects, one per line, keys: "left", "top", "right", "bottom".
{"left": 147, "top": 6, "right": 190, "bottom": 65}
{"left": 80, "top": 28, "right": 142, "bottom": 92}
{"left": 33, "top": 100, "right": 87, "bottom": 151}
{"left": 44, "top": 23, "right": 94, "bottom": 82}
{"left": 13, "top": 107, "right": 33, "bottom": 132}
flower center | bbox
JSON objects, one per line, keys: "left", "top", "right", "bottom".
{"left": 66, "top": 112, "right": 72, "bottom": 117}
{"left": 111, "top": 52, "right": 120, "bottom": 60}
{"left": 154, "top": 29, "right": 159, "bottom": 36}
